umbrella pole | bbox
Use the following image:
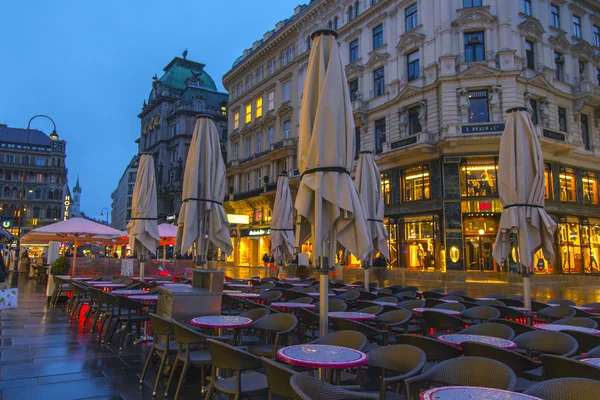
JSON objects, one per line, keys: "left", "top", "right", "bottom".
{"left": 72, "top": 237, "right": 78, "bottom": 276}
{"left": 513, "top": 227, "right": 532, "bottom": 311}
{"left": 196, "top": 209, "right": 206, "bottom": 267}
{"left": 364, "top": 263, "right": 370, "bottom": 291}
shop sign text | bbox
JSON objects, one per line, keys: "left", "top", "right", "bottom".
{"left": 390, "top": 136, "right": 417, "bottom": 149}
{"left": 461, "top": 123, "right": 505, "bottom": 134}
{"left": 240, "top": 228, "right": 271, "bottom": 237}
{"left": 542, "top": 129, "right": 565, "bottom": 141}
{"left": 64, "top": 195, "right": 71, "bottom": 220}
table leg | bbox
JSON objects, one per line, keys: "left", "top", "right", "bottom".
{"left": 133, "top": 320, "right": 153, "bottom": 344}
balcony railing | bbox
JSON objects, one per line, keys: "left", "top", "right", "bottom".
{"left": 232, "top": 187, "right": 264, "bottom": 201}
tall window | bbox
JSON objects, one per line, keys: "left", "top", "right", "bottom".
{"left": 558, "top": 107, "right": 567, "bottom": 132}
{"left": 582, "top": 114, "right": 591, "bottom": 150}
{"left": 281, "top": 50, "right": 288, "bottom": 67}
{"left": 283, "top": 119, "right": 290, "bottom": 139}
{"left": 544, "top": 164, "right": 553, "bottom": 200}
{"left": 594, "top": 25, "right": 600, "bottom": 47}
{"left": 257, "top": 68, "right": 263, "bottom": 83}
{"left": 257, "top": 169, "right": 262, "bottom": 188}
{"left": 288, "top": 45, "right": 294, "bottom": 62}
{"left": 464, "top": 31, "right": 485, "bottom": 62}
{"left": 530, "top": 99, "right": 539, "bottom": 125}
{"left": 354, "top": 127, "right": 361, "bottom": 159}
{"left": 245, "top": 104, "right": 252, "bottom": 123}
{"left": 246, "top": 75, "right": 252, "bottom": 90}
{"left": 461, "top": 158, "right": 498, "bottom": 197}
{"left": 349, "top": 79, "right": 359, "bottom": 101}
{"left": 463, "top": 0, "right": 482, "bottom": 7}
{"left": 268, "top": 127, "right": 274, "bottom": 146}
{"left": 559, "top": 167, "right": 576, "bottom": 202}
{"left": 373, "top": 24, "right": 384, "bottom": 49}
{"left": 306, "top": 36, "right": 312, "bottom": 52}
{"left": 374, "top": 67, "right": 385, "bottom": 97}
{"left": 245, "top": 137, "right": 251, "bottom": 158}
{"left": 407, "top": 51, "right": 420, "bottom": 81}
{"left": 583, "top": 171, "right": 599, "bottom": 205}
{"left": 551, "top": 4, "right": 560, "bottom": 29}
{"left": 405, "top": 3, "right": 418, "bottom": 32}
{"left": 234, "top": 111, "right": 240, "bottom": 129}
{"left": 573, "top": 15, "right": 582, "bottom": 38}
{"left": 403, "top": 165, "right": 430, "bottom": 202}
{"left": 333, "top": 16, "right": 339, "bottom": 30}
{"left": 374, "top": 118, "right": 386, "bottom": 154}
{"left": 268, "top": 59, "right": 275, "bottom": 75}
{"left": 256, "top": 133, "right": 262, "bottom": 153}
{"left": 522, "top": 0, "right": 531, "bottom": 16}
{"left": 468, "top": 90, "right": 489, "bottom": 123}
{"left": 233, "top": 142, "right": 238, "bottom": 160}
{"left": 525, "top": 40, "right": 535, "bottom": 70}
{"left": 554, "top": 52, "right": 564, "bottom": 81}
{"left": 381, "top": 172, "right": 391, "bottom": 204}
{"left": 348, "top": 5, "right": 354, "bottom": 21}
{"left": 597, "top": 68, "right": 600, "bottom": 86}
{"left": 256, "top": 98, "right": 263, "bottom": 118}
{"left": 246, "top": 173, "right": 251, "bottom": 191}
{"left": 268, "top": 91, "right": 275, "bottom": 110}
{"left": 408, "top": 106, "right": 422, "bottom": 135}
{"left": 579, "top": 60, "right": 586, "bottom": 76}
{"left": 354, "top": 0, "right": 359, "bottom": 17}
{"left": 350, "top": 39, "right": 359, "bottom": 62}
{"left": 283, "top": 81, "right": 291, "bottom": 102}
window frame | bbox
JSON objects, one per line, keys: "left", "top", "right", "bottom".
{"left": 234, "top": 111, "right": 240, "bottom": 129}
{"left": 573, "top": 15, "right": 582, "bottom": 38}
{"left": 554, "top": 51, "right": 564, "bottom": 81}
{"left": 407, "top": 50, "right": 420, "bottom": 81}
{"left": 350, "top": 39, "right": 359, "bottom": 63}
{"left": 268, "top": 91, "right": 275, "bottom": 110}
{"left": 467, "top": 89, "right": 490, "bottom": 123}
{"left": 354, "top": 127, "right": 361, "bottom": 159}
{"left": 283, "top": 81, "right": 291, "bottom": 102}
{"left": 464, "top": 31, "right": 485, "bottom": 62}
{"left": 559, "top": 166, "right": 577, "bottom": 202}
{"left": 558, "top": 107, "right": 568, "bottom": 132}
{"left": 374, "top": 67, "right": 385, "bottom": 97}
{"left": 283, "top": 119, "right": 291, "bottom": 139}
{"left": 582, "top": 114, "right": 591, "bottom": 151}
{"left": 256, "top": 97, "right": 263, "bottom": 118}
{"left": 544, "top": 164, "right": 553, "bottom": 200}
{"left": 245, "top": 104, "right": 252, "bottom": 124}
{"left": 525, "top": 40, "right": 535, "bottom": 70}
{"left": 582, "top": 171, "right": 599, "bottom": 205}
{"left": 256, "top": 132, "right": 262, "bottom": 153}
{"left": 405, "top": 3, "right": 418, "bottom": 32}
{"left": 402, "top": 164, "right": 431, "bottom": 202}
{"left": 374, "top": 118, "right": 386, "bottom": 154}
{"left": 463, "top": 0, "right": 482, "bottom": 7}
{"left": 373, "top": 24, "right": 384, "bottom": 50}
{"left": 381, "top": 171, "right": 391, "bottom": 205}
{"left": 460, "top": 158, "right": 499, "bottom": 198}
{"left": 551, "top": 4, "right": 560, "bottom": 29}
{"left": 522, "top": 0, "right": 532, "bottom": 16}
{"left": 408, "top": 106, "right": 422, "bottom": 135}
{"left": 349, "top": 79, "right": 359, "bottom": 101}
{"left": 594, "top": 25, "right": 600, "bottom": 47}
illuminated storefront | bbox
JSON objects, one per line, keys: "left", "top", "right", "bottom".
{"left": 460, "top": 157, "right": 498, "bottom": 197}
{"left": 461, "top": 200, "right": 502, "bottom": 272}
{"left": 384, "top": 214, "right": 440, "bottom": 270}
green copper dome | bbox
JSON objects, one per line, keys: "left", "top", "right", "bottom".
{"left": 149, "top": 57, "right": 218, "bottom": 102}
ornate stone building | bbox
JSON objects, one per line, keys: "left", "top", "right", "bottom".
{"left": 223, "top": 0, "right": 600, "bottom": 273}
{"left": 138, "top": 54, "right": 228, "bottom": 222}
{"left": 110, "top": 155, "right": 139, "bottom": 231}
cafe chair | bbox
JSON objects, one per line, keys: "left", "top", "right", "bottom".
{"left": 524, "top": 377, "right": 600, "bottom": 400}
{"left": 336, "top": 290, "right": 361, "bottom": 304}
{"left": 421, "top": 291, "right": 444, "bottom": 300}
{"left": 402, "top": 286, "right": 419, "bottom": 292}
{"left": 540, "top": 354, "right": 600, "bottom": 381}
{"left": 439, "top": 295, "right": 464, "bottom": 302}
{"left": 394, "top": 291, "right": 417, "bottom": 301}
{"left": 491, "top": 305, "right": 530, "bottom": 325}
{"left": 567, "top": 331, "right": 600, "bottom": 355}
{"left": 293, "top": 296, "right": 314, "bottom": 304}
{"left": 547, "top": 299, "right": 577, "bottom": 306}
{"left": 446, "top": 290, "right": 467, "bottom": 296}
{"left": 297, "top": 308, "right": 322, "bottom": 340}
{"left": 582, "top": 302, "right": 600, "bottom": 313}
{"left": 315, "top": 298, "right": 348, "bottom": 312}
{"left": 50, "top": 275, "right": 73, "bottom": 308}
{"left": 574, "top": 344, "right": 600, "bottom": 360}
{"left": 221, "top": 294, "right": 245, "bottom": 316}
{"left": 359, "top": 305, "right": 384, "bottom": 316}
{"left": 114, "top": 295, "right": 152, "bottom": 350}
{"left": 397, "top": 299, "right": 424, "bottom": 310}
{"left": 262, "top": 357, "right": 304, "bottom": 399}
{"left": 491, "top": 318, "right": 536, "bottom": 336}
{"left": 459, "top": 322, "right": 515, "bottom": 340}
{"left": 139, "top": 314, "right": 177, "bottom": 397}
{"left": 257, "top": 290, "right": 283, "bottom": 305}
{"left": 461, "top": 342, "right": 542, "bottom": 381}
{"left": 553, "top": 317, "right": 598, "bottom": 329}
{"left": 68, "top": 282, "right": 91, "bottom": 324}
{"left": 204, "top": 339, "right": 268, "bottom": 399}
{"left": 290, "top": 374, "right": 378, "bottom": 400}
{"left": 456, "top": 295, "right": 477, "bottom": 303}
{"left": 513, "top": 330, "right": 579, "bottom": 359}
{"left": 485, "top": 293, "right": 508, "bottom": 299}
{"left": 424, "top": 298, "right": 444, "bottom": 308}
{"left": 85, "top": 286, "right": 108, "bottom": 333}
{"left": 309, "top": 330, "right": 367, "bottom": 351}
{"left": 460, "top": 306, "right": 501, "bottom": 324}
{"left": 376, "top": 296, "right": 399, "bottom": 304}
{"left": 395, "top": 335, "right": 462, "bottom": 368}
{"left": 386, "top": 285, "right": 404, "bottom": 293}
{"left": 499, "top": 298, "right": 525, "bottom": 307}
{"left": 376, "top": 309, "right": 420, "bottom": 335}
{"left": 246, "top": 313, "right": 299, "bottom": 358}
{"left": 535, "top": 306, "right": 576, "bottom": 324}
{"left": 432, "top": 302, "right": 465, "bottom": 312}
{"left": 459, "top": 301, "right": 480, "bottom": 309}
{"left": 361, "top": 344, "right": 426, "bottom": 399}
{"left": 331, "top": 318, "right": 388, "bottom": 351}
{"left": 375, "top": 288, "right": 393, "bottom": 295}
{"left": 404, "top": 356, "right": 517, "bottom": 400}
{"left": 422, "top": 310, "right": 465, "bottom": 336}
{"left": 475, "top": 299, "right": 505, "bottom": 307}
{"left": 358, "top": 291, "right": 379, "bottom": 301}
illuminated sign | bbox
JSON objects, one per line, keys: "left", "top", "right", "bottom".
{"left": 461, "top": 123, "right": 505, "bottom": 134}
{"left": 2, "top": 221, "right": 10, "bottom": 228}
{"left": 64, "top": 195, "right": 71, "bottom": 220}
{"left": 227, "top": 214, "right": 250, "bottom": 224}
{"left": 166, "top": 214, "right": 177, "bottom": 221}
{"left": 479, "top": 202, "right": 491, "bottom": 211}
{"left": 240, "top": 228, "right": 271, "bottom": 237}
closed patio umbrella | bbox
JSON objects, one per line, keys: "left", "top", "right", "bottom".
{"left": 295, "top": 30, "right": 371, "bottom": 336}
{"left": 176, "top": 116, "right": 232, "bottom": 266}
{"left": 493, "top": 108, "right": 557, "bottom": 310}
{"left": 355, "top": 151, "right": 389, "bottom": 290}
{"left": 127, "top": 153, "right": 160, "bottom": 281}
{"left": 270, "top": 173, "right": 295, "bottom": 278}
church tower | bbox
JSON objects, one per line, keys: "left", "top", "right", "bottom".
{"left": 71, "top": 175, "right": 82, "bottom": 217}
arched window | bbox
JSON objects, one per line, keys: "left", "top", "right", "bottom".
{"left": 306, "top": 35, "right": 312, "bottom": 52}
{"left": 355, "top": 1, "right": 360, "bottom": 17}
{"left": 53, "top": 206, "right": 59, "bottom": 219}
{"left": 327, "top": 20, "right": 333, "bottom": 29}
{"left": 2, "top": 187, "right": 8, "bottom": 198}
{"left": 11, "top": 187, "right": 18, "bottom": 198}
{"left": 333, "top": 16, "right": 339, "bottom": 30}
{"left": 47, "top": 206, "right": 52, "bottom": 219}
{"left": 34, "top": 188, "right": 41, "bottom": 199}
{"left": 33, "top": 206, "right": 40, "bottom": 219}
{"left": 348, "top": 5, "right": 354, "bottom": 21}
{"left": 48, "top": 189, "right": 54, "bottom": 200}
{"left": 2, "top": 205, "right": 9, "bottom": 218}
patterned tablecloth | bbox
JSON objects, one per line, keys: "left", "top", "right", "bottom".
{"left": 277, "top": 344, "right": 368, "bottom": 369}
{"left": 421, "top": 386, "right": 542, "bottom": 400}
{"left": 437, "top": 334, "right": 517, "bottom": 349}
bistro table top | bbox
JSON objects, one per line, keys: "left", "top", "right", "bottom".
{"left": 328, "top": 312, "right": 376, "bottom": 321}
{"left": 332, "top": 288, "right": 347, "bottom": 293}
{"left": 545, "top": 304, "right": 596, "bottom": 312}
{"left": 421, "top": 386, "right": 541, "bottom": 400}
{"left": 130, "top": 295, "right": 158, "bottom": 302}
{"left": 439, "top": 299, "right": 459, "bottom": 303}
{"left": 412, "top": 308, "right": 461, "bottom": 316}
{"left": 283, "top": 277, "right": 301, "bottom": 281}
{"left": 190, "top": 316, "right": 253, "bottom": 329}
{"left": 112, "top": 290, "right": 152, "bottom": 296}
{"left": 224, "top": 292, "right": 260, "bottom": 298}
{"left": 365, "top": 300, "right": 398, "bottom": 306}
{"left": 344, "top": 284, "right": 363, "bottom": 289}
{"left": 87, "top": 282, "right": 127, "bottom": 288}
{"left": 307, "top": 292, "right": 336, "bottom": 297}
{"left": 71, "top": 277, "right": 93, "bottom": 281}
{"left": 277, "top": 344, "right": 368, "bottom": 369}
{"left": 509, "top": 306, "right": 533, "bottom": 313}
{"left": 128, "top": 276, "right": 156, "bottom": 281}
{"left": 155, "top": 280, "right": 177, "bottom": 285}
{"left": 271, "top": 302, "right": 316, "bottom": 310}
{"left": 290, "top": 283, "right": 311, "bottom": 287}
{"left": 225, "top": 283, "right": 254, "bottom": 288}
{"left": 437, "top": 334, "right": 517, "bottom": 350}
{"left": 160, "top": 284, "right": 192, "bottom": 288}
{"left": 581, "top": 358, "right": 600, "bottom": 367}
{"left": 536, "top": 324, "right": 600, "bottom": 335}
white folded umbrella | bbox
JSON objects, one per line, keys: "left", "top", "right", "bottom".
{"left": 271, "top": 173, "right": 295, "bottom": 264}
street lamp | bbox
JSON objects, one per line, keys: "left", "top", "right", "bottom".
{"left": 11, "top": 115, "right": 58, "bottom": 287}
{"left": 100, "top": 208, "right": 109, "bottom": 225}
{"left": 478, "top": 228, "right": 485, "bottom": 272}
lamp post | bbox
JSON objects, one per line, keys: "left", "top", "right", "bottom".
{"left": 10, "top": 115, "right": 58, "bottom": 288}
{"left": 100, "top": 208, "right": 109, "bottom": 225}
{"left": 478, "top": 228, "right": 485, "bottom": 272}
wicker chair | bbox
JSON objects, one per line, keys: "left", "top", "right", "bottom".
{"left": 397, "top": 299, "right": 425, "bottom": 310}
{"left": 359, "top": 305, "right": 384, "bottom": 316}
{"left": 460, "top": 306, "right": 500, "bottom": 324}
{"left": 553, "top": 317, "right": 598, "bottom": 329}
{"left": 362, "top": 345, "right": 426, "bottom": 399}
{"left": 430, "top": 288, "right": 446, "bottom": 293}
{"left": 68, "top": 282, "right": 90, "bottom": 323}
{"left": 394, "top": 334, "right": 462, "bottom": 363}
{"left": 536, "top": 306, "right": 577, "bottom": 323}
{"left": 422, "top": 291, "right": 444, "bottom": 300}
{"left": 113, "top": 294, "right": 152, "bottom": 350}
{"left": 246, "top": 313, "right": 298, "bottom": 358}
{"left": 475, "top": 299, "right": 505, "bottom": 307}
{"left": 574, "top": 344, "right": 600, "bottom": 359}
{"left": 491, "top": 318, "right": 536, "bottom": 336}
{"left": 459, "top": 322, "right": 515, "bottom": 340}
{"left": 422, "top": 310, "right": 465, "bottom": 336}
{"left": 294, "top": 297, "right": 315, "bottom": 304}
{"left": 205, "top": 339, "right": 268, "bottom": 399}
{"left": 439, "top": 295, "right": 464, "bottom": 302}
{"left": 402, "top": 286, "right": 419, "bottom": 292}
{"left": 461, "top": 342, "right": 542, "bottom": 380}
{"left": 375, "top": 288, "right": 393, "bottom": 295}
{"left": 395, "top": 291, "right": 417, "bottom": 300}
{"left": 258, "top": 290, "right": 283, "bottom": 304}
{"left": 404, "top": 356, "right": 517, "bottom": 400}
{"left": 485, "top": 293, "right": 508, "bottom": 299}
{"left": 139, "top": 314, "right": 177, "bottom": 396}
{"left": 358, "top": 291, "right": 379, "bottom": 301}
{"left": 425, "top": 298, "right": 445, "bottom": 308}
{"left": 315, "top": 298, "right": 348, "bottom": 312}
{"left": 492, "top": 305, "right": 529, "bottom": 324}
{"left": 499, "top": 298, "right": 524, "bottom": 307}
{"left": 50, "top": 275, "right": 72, "bottom": 308}
{"left": 376, "top": 296, "right": 399, "bottom": 304}
{"left": 513, "top": 330, "right": 579, "bottom": 358}
{"left": 239, "top": 307, "right": 270, "bottom": 321}
{"left": 432, "top": 302, "right": 465, "bottom": 312}
{"left": 330, "top": 318, "right": 388, "bottom": 351}
{"left": 376, "top": 309, "right": 420, "bottom": 335}
{"left": 298, "top": 308, "right": 322, "bottom": 340}
{"left": 290, "top": 374, "right": 378, "bottom": 400}
{"left": 261, "top": 357, "right": 302, "bottom": 399}
{"left": 547, "top": 299, "right": 576, "bottom": 306}
{"left": 530, "top": 300, "right": 550, "bottom": 312}
{"left": 582, "top": 302, "right": 600, "bottom": 313}
{"left": 524, "top": 378, "right": 600, "bottom": 400}
{"left": 309, "top": 330, "right": 367, "bottom": 351}
{"left": 567, "top": 331, "right": 600, "bottom": 354}
{"left": 540, "top": 354, "right": 600, "bottom": 380}
{"left": 456, "top": 295, "right": 477, "bottom": 303}
{"left": 336, "top": 290, "right": 361, "bottom": 303}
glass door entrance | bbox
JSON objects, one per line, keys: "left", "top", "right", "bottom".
{"left": 464, "top": 235, "right": 495, "bottom": 271}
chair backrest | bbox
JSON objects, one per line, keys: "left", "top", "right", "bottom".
{"left": 71, "top": 282, "right": 89, "bottom": 295}
{"left": 376, "top": 309, "right": 412, "bottom": 325}
{"left": 565, "top": 330, "right": 600, "bottom": 353}
{"left": 430, "top": 288, "right": 445, "bottom": 293}
{"left": 460, "top": 322, "right": 515, "bottom": 340}
{"left": 290, "top": 374, "right": 379, "bottom": 400}
{"left": 359, "top": 305, "right": 383, "bottom": 315}
{"left": 315, "top": 298, "right": 348, "bottom": 312}
{"left": 425, "top": 298, "right": 445, "bottom": 308}
{"left": 418, "top": 356, "right": 517, "bottom": 391}
{"left": 422, "top": 311, "right": 465, "bottom": 332}
{"left": 540, "top": 354, "right": 600, "bottom": 380}
{"left": 293, "top": 297, "right": 314, "bottom": 304}
{"left": 357, "top": 291, "right": 379, "bottom": 301}
{"left": 395, "top": 334, "right": 462, "bottom": 361}
{"left": 513, "top": 330, "right": 579, "bottom": 357}
{"left": 376, "top": 296, "right": 398, "bottom": 304}
{"left": 397, "top": 299, "right": 425, "bottom": 310}
{"left": 395, "top": 291, "right": 417, "bottom": 299}
{"left": 239, "top": 307, "right": 270, "bottom": 321}
{"left": 476, "top": 299, "right": 504, "bottom": 307}
{"left": 402, "top": 286, "right": 419, "bottom": 292}
{"left": 576, "top": 345, "right": 600, "bottom": 359}
{"left": 422, "top": 291, "right": 444, "bottom": 299}
{"left": 499, "top": 298, "right": 524, "bottom": 307}
{"left": 490, "top": 318, "right": 536, "bottom": 336}
{"left": 311, "top": 330, "right": 367, "bottom": 351}
{"left": 330, "top": 318, "right": 384, "bottom": 340}
{"left": 53, "top": 275, "right": 71, "bottom": 287}
{"left": 207, "top": 338, "right": 263, "bottom": 371}
{"left": 582, "top": 302, "right": 600, "bottom": 313}
{"left": 485, "top": 293, "right": 508, "bottom": 299}
{"left": 446, "top": 290, "right": 467, "bottom": 296}
{"left": 171, "top": 320, "right": 210, "bottom": 345}
{"left": 337, "top": 290, "right": 360, "bottom": 301}
{"left": 460, "top": 306, "right": 501, "bottom": 322}
{"left": 460, "top": 301, "right": 480, "bottom": 309}
{"left": 259, "top": 290, "right": 283, "bottom": 302}
{"left": 367, "top": 344, "right": 426, "bottom": 374}
{"left": 461, "top": 342, "right": 540, "bottom": 373}
{"left": 252, "top": 312, "right": 298, "bottom": 333}
{"left": 376, "top": 288, "right": 392, "bottom": 295}
{"left": 432, "top": 302, "right": 465, "bottom": 312}
{"left": 261, "top": 357, "right": 298, "bottom": 399}
{"left": 548, "top": 299, "right": 576, "bottom": 306}
{"left": 440, "top": 295, "right": 464, "bottom": 301}
{"left": 524, "top": 378, "right": 600, "bottom": 400}
{"left": 149, "top": 313, "right": 174, "bottom": 337}
{"left": 554, "top": 317, "right": 598, "bottom": 329}
{"left": 538, "top": 305, "right": 577, "bottom": 320}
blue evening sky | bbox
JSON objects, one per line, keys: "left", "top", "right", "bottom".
{"left": 0, "top": 0, "right": 301, "bottom": 222}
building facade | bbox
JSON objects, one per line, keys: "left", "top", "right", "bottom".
{"left": 223, "top": 0, "right": 600, "bottom": 273}
{"left": 111, "top": 155, "right": 139, "bottom": 231}
{"left": 0, "top": 124, "right": 68, "bottom": 234}
{"left": 137, "top": 54, "right": 228, "bottom": 222}
{"left": 70, "top": 176, "right": 82, "bottom": 218}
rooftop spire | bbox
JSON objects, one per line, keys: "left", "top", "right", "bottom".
{"left": 73, "top": 174, "right": 81, "bottom": 193}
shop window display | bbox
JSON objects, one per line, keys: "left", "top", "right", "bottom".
{"left": 461, "top": 158, "right": 498, "bottom": 197}
{"left": 557, "top": 216, "right": 582, "bottom": 274}
{"left": 385, "top": 217, "right": 398, "bottom": 267}
{"left": 402, "top": 165, "right": 430, "bottom": 202}
{"left": 580, "top": 218, "right": 600, "bottom": 274}
{"left": 544, "top": 164, "right": 552, "bottom": 200}
{"left": 582, "top": 171, "right": 599, "bottom": 205}
{"left": 381, "top": 172, "right": 391, "bottom": 205}
{"left": 402, "top": 215, "right": 438, "bottom": 270}
{"left": 559, "top": 167, "right": 576, "bottom": 202}
{"left": 463, "top": 215, "right": 499, "bottom": 271}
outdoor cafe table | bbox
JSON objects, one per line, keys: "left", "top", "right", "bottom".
{"left": 307, "top": 292, "right": 336, "bottom": 297}
{"left": 290, "top": 283, "right": 311, "bottom": 287}
{"left": 437, "top": 334, "right": 517, "bottom": 350}
{"left": 271, "top": 302, "right": 316, "bottom": 310}
{"left": 277, "top": 344, "right": 368, "bottom": 370}
{"left": 421, "top": 386, "right": 541, "bottom": 400}
{"left": 328, "top": 312, "right": 376, "bottom": 321}
{"left": 412, "top": 308, "right": 461, "bottom": 316}
{"left": 225, "top": 283, "right": 254, "bottom": 289}
{"left": 224, "top": 292, "right": 260, "bottom": 298}
{"left": 190, "top": 316, "right": 253, "bottom": 341}
{"left": 545, "top": 304, "right": 596, "bottom": 312}
{"left": 536, "top": 324, "right": 600, "bottom": 335}
{"left": 129, "top": 295, "right": 158, "bottom": 303}
{"left": 581, "top": 358, "right": 600, "bottom": 367}
{"left": 87, "top": 282, "right": 127, "bottom": 290}
{"left": 71, "top": 277, "right": 93, "bottom": 281}
{"left": 364, "top": 300, "right": 398, "bottom": 306}
{"left": 112, "top": 289, "right": 152, "bottom": 296}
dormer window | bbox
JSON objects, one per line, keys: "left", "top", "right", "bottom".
{"left": 188, "top": 80, "right": 201, "bottom": 88}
